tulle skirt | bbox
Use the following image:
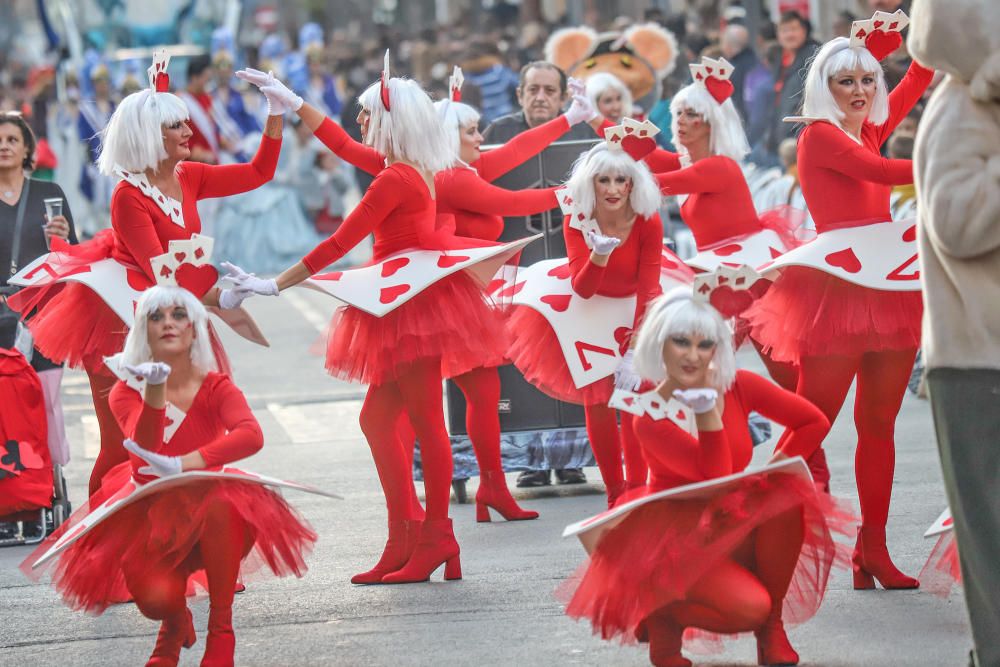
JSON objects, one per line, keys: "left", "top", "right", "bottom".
{"left": 505, "top": 306, "right": 613, "bottom": 406}
{"left": 325, "top": 270, "right": 509, "bottom": 385}
{"left": 25, "top": 463, "right": 316, "bottom": 614}
{"left": 919, "top": 533, "right": 961, "bottom": 597}
{"left": 561, "top": 472, "right": 854, "bottom": 646}
{"left": 745, "top": 266, "right": 922, "bottom": 363}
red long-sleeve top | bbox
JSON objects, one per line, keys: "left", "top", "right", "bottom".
{"left": 110, "top": 134, "right": 281, "bottom": 281}
{"left": 109, "top": 373, "right": 264, "bottom": 480}
{"left": 312, "top": 116, "right": 564, "bottom": 241}
{"left": 798, "top": 60, "right": 933, "bottom": 232}
{"left": 564, "top": 213, "right": 664, "bottom": 332}
{"left": 635, "top": 370, "right": 829, "bottom": 491}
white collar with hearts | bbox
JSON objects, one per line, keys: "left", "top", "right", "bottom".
{"left": 635, "top": 391, "right": 698, "bottom": 436}
{"left": 103, "top": 353, "right": 189, "bottom": 443}
{"left": 114, "top": 165, "right": 185, "bottom": 228}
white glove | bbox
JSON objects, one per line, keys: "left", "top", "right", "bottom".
{"left": 236, "top": 68, "right": 303, "bottom": 115}
{"left": 123, "top": 438, "right": 183, "bottom": 477}
{"left": 124, "top": 362, "right": 171, "bottom": 386}
{"left": 567, "top": 77, "right": 587, "bottom": 98}
{"left": 587, "top": 230, "right": 621, "bottom": 256}
{"left": 565, "top": 93, "right": 600, "bottom": 126}
{"left": 220, "top": 262, "right": 279, "bottom": 297}
{"left": 614, "top": 349, "right": 642, "bottom": 391}
{"left": 217, "top": 288, "right": 247, "bottom": 310}
{"left": 672, "top": 388, "right": 719, "bottom": 415}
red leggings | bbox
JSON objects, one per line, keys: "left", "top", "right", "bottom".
{"left": 796, "top": 348, "right": 917, "bottom": 528}
{"left": 584, "top": 405, "right": 649, "bottom": 498}
{"left": 86, "top": 366, "right": 126, "bottom": 497}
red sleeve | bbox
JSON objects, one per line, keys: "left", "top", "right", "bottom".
{"left": 197, "top": 377, "right": 264, "bottom": 467}
{"left": 805, "top": 123, "right": 914, "bottom": 185}
{"left": 734, "top": 370, "right": 829, "bottom": 460}
{"left": 655, "top": 157, "right": 726, "bottom": 195}
{"left": 186, "top": 134, "right": 282, "bottom": 199}
{"left": 631, "top": 216, "right": 664, "bottom": 332}
{"left": 313, "top": 117, "right": 385, "bottom": 176}
{"left": 302, "top": 167, "right": 404, "bottom": 272}
{"left": 437, "top": 169, "right": 558, "bottom": 216}
{"left": 563, "top": 220, "right": 604, "bottom": 298}
{"left": 109, "top": 381, "right": 167, "bottom": 469}
{"left": 877, "top": 60, "right": 935, "bottom": 146}
{"left": 638, "top": 416, "right": 733, "bottom": 481}
{"left": 475, "top": 116, "right": 570, "bottom": 181}
{"left": 111, "top": 187, "right": 165, "bottom": 282}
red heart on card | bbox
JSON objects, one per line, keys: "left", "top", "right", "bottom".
{"left": 496, "top": 281, "right": 526, "bottom": 299}
{"left": 621, "top": 134, "right": 656, "bottom": 161}
{"left": 864, "top": 30, "right": 902, "bottom": 61}
{"left": 379, "top": 284, "right": 410, "bottom": 304}
{"left": 825, "top": 248, "right": 862, "bottom": 273}
{"left": 547, "top": 264, "right": 572, "bottom": 279}
{"left": 902, "top": 225, "right": 916, "bottom": 242}
{"left": 164, "top": 415, "right": 174, "bottom": 427}
{"left": 487, "top": 278, "right": 506, "bottom": 293}
{"left": 713, "top": 243, "right": 743, "bottom": 257}
{"left": 381, "top": 257, "right": 410, "bottom": 278}
{"left": 943, "top": 517, "right": 953, "bottom": 527}
{"left": 437, "top": 254, "right": 470, "bottom": 268}
{"left": 126, "top": 268, "right": 152, "bottom": 291}
{"left": 614, "top": 326, "right": 632, "bottom": 355}
{"left": 675, "top": 409, "right": 686, "bottom": 421}
{"left": 705, "top": 77, "right": 734, "bottom": 104}
{"left": 174, "top": 252, "right": 186, "bottom": 263}
{"left": 709, "top": 285, "right": 755, "bottom": 318}
{"left": 175, "top": 263, "right": 219, "bottom": 298}
{"left": 540, "top": 294, "right": 571, "bottom": 312}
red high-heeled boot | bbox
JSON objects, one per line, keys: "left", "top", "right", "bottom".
{"left": 200, "top": 606, "right": 235, "bottom": 667}
{"left": 755, "top": 616, "right": 799, "bottom": 666}
{"left": 146, "top": 607, "right": 196, "bottom": 667}
{"left": 476, "top": 471, "right": 539, "bottom": 522}
{"left": 646, "top": 612, "right": 691, "bottom": 667}
{"left": 351, "top": 519, "right": 422, "bottom": 584}
{"left": 380, "top": 518, "right": 461, "bottom": 584}
{"left": 852, "top": 526, "right": 919, "bottom": 590}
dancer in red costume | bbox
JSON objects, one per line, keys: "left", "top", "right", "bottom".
{"left": 745, "top": 11, "right": 932, "bottom": 589}
{"left": 24, "top": 285, "right": 318, "bottom": 667}
{"left": 505, "top": 130, "right": 671, "bottom": 507}
{"left": 10, "top": 52, "right": 283, "bottom": 498}
{"left": 563, "top": 287, "right": 852, "bottom": 667}
{"left": 227, "top": 61, "right": 521, "bottom": 584}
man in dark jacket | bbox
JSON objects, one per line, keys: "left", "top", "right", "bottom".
{"left": 763, "top": 11, "right": 820, "bottom": 158}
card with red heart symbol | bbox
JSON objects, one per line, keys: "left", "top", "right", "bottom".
{"left": 57, "top": 259, "right": 144, "bottom": 324}
{"left": 150, "top": 253, "right": 180, "bottom": 286}
{"left": 924, "top": 507, "right": 953, "bottom": 539}
{"left": 686, "top": 229, "right": 788, "bottom": 273}
{"left": 607, "top": 388, "right": 645, "bottom": 416}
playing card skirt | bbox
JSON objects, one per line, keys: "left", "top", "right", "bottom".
{"left": 23, "top": 461, "right": 317, "bottom": 614}
{"left": 561, "top": 472, "right": 854, "bottom": 646}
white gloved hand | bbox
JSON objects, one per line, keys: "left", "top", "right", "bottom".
{"left": 672, "top": 388, "right": 719, "bottom": 415}
{"left": 614, "top": 349, "right": 642, "bottom": 391}
{"left": 217, "top": 288, "right": 247, "bottom": 310}
{"left": 565, "top": 93, "right": 600, "bottom": 126}
{"left": 587, "top": 230, "right": 621, "bottom": 256}
{"left": 236, "top": 68, "right": 303, "bottom": 115}
{"left": 124, "top": 362, "right": 172, "bottom": 386}
{"left": 220, "top": 262, "right": 279, "bottom": 297}
{"left": 567, "top": 77, "right": 587, "bottom": 98}
{"left": 123, "top": 438, "right": 183, "bottom": 477}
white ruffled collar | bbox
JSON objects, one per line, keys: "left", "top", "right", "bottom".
{"left": 114, "top": 165, "right": 185, "bottom": 228}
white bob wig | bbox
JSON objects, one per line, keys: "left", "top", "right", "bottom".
{"left": 97, "top": 89, "right": 190, "bottom": 176}
{"left": 358, "top": 78, "right": 456, "bottom": 173}
{"left": 586, "top": 73, "right": 633, "bottom": 122}
{"left": 562, "top": 143, "right": 662, "bottom": 218}
{"left": 670, "top": 82, "right": 750, "bottom": 162}
{"left": 122, "top": 286, "right": 216, "bottom": 372}
{"left": 433, "top": 99, "right": 481, "bottom": 167}
{"left": 633, "top": 287, "right": 737, "bottom": 391}
{"left": 802, "top": 37, "right": 889, "bottom": 131}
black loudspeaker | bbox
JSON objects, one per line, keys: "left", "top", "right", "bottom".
{"left": 446, "top": 138, "right": 597, "bottom": 436}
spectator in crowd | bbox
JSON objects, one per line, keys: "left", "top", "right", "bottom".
{"left": 178, "top": 54, "right": 222, "bottom": 164}
{"left": 833, "top": 11, "right": 857, "bottom": 39}
{"left": 888, "top": 132, "right": 916, "bottom": 216}
{"left": 745, "top": 41, "right": 779, "bottom": 154}
{"left": 720, "top": 22, "right": 758, "bottom": 123}
{"left": 462, "top": 39, "right": 520, "bottom": 125}
{"left": 762, "top": 11, "right": 820, "bottom": 162}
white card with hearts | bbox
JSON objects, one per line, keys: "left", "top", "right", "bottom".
{"left": 758, "top": 217, "right": 919, "bottom": 290}
{"left": 686, "top": 229, "right": 788, "bottom": 273}
{"left": 11, "top": 256, "right": 146, "bottom": 323}
{"left": 299, "top": 235, "right": 541, "bottom": 317}
{"left": 924, "top": 507, "right": 953, "bottom": 539}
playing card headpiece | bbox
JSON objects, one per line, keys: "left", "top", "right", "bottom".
{"left": 689, "top": 56, "right": 735, "bottom": 105}
{"left": 849, "top": 10, "right": 909, "bottom": 62}
{"left": 147, "top": 49, "right": 171, "bottom": 93}
{"left": 148, "top": 234, "right": 218, "bottom": 299}
{"left": 379, "top": 50, "right": 392, "bottom": 111}
{"left": 449, "top": 66, "right": 464, "bottom": 103}
{"left": 603, "top": 117, "right": 660, "bottom": 161}
{"left": 692, "top": 265, "right": 769, "bottom": 320}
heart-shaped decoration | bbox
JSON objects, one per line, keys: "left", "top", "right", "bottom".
{"left": 675, "top": 409, "right": 686, "bottom": 421}
{"left": 547, "top": 264, "right": 572, "bottom": 279}
{"left": 174, "top": 252, "right": 186, "bottom": 263}
{"left": 175, "top": 263, "right": 219, "bottom": 298}
{"left": 540, "top": 294, "right": 571, "bottom": 312}
{"left": 0, "top": 440, "right": 43, "bottom": 472}
{"left": 873, "top": 20, "right": 884, "bottom": 28}
{"left": 705, "top": 77, "right": 734, "bottom": 104}
{"left": 864, "top": 30, "right": 902, "bottom": 61}
{"left": 614, "top": 326, "right": 632, "bottom": 355}
{"left": 437, "top": 254, "right": 470, "bottom": 269}
{"left": 824, "top": 248, "right": 862, "bottom": 273}
{"left": 379, "top": 283, "right": 411, "bottom": 304}
{"left": 943, "top": 517, "right": 953, "bottom": 527}
{"left": 713, "top": 243, "right": 743, "bottom": 257}
{"left": 496, "top": 281, "right": 526, "bottom": 299}
{"left": 902, "top": 225, "right": 916, "bottom": 242}
{"left": 486, "top": 278, "right": 506, "bottom": 294}
{"left": 621, "top": 134, "right": 657, "bottom": 161}
{"left": 380, "top": 257, "right": 410, "bottom": 278}
{"left": 709, "top": 285, "right": 755, "bottom": 319}
{"left": 164, "top": 416, "right": 175, "bottom": 427}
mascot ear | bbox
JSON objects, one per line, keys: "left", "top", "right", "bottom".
{"left": 625, "top": 23, "right": 679, "bottom": 77}
{"left": 544, "top": 26, "right": 599, "bottom": 71}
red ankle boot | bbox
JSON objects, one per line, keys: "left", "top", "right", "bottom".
{"left": 381, "top": 518, "right": 461, "bottom": 584}
{"left": 852, "top": 526, "right": 919, "bottom": 590}
{"left": 146, "top": 607, "right": 196, "bottom": 667}
{"left": 646, "top": 613, "right": 691, "bottom": 667}
{"left": 476, "top": 471, "right": 539, "bottom": 522}
{"left": 755, "top": 617, "right": 799, "bottom": 666}
{"left": 200, "top": 606, "right": 235, "bottom": 667}
{"left": 351, "top": 519, "right": 422, "bottom": 584}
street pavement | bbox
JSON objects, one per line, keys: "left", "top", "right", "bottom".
{"left": 0, "top": 288, "right": 973, "bottom": 666}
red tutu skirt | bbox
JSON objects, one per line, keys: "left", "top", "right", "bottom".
{"left": 325, "top": 271, "right": 509, "bottom": 385}
{"left": 506, "top": 306, "right": 612, "bottom": 406}
{"left": 24, "top": 463, "right": 315, "bottom": 614}
{"left": 560, "top": 473, "right": 854, "bottom": 646}
{"left": 919, "top": 533, "right": 961, "bottom": 598}
{"left": 745, "top": 266, "right": 922, "bottom": 363}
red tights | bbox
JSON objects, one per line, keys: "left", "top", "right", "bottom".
{"left": 584, "top": 405, "right": 648, "bottom": 502}
{"left": 86, "top": 367, "right": 126, "bottom": 497}
{"left": 796, "top": 348, "right": 916, "bottom": 527}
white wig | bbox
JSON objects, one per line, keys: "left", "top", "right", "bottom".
{"left": 669, "top": 83, "right": 750, "bottom": 162}
{"left": 97, "top": 89, "right": 190, "bottom": 176}
{"left": 586, "top": 73, "right": 633, "bottom": 121}
{"left": 802, "top": 37, "right": 889, "bottom": 130}
{"left": 563, "top": 143, "right": 662, "bottom": 218}
{"left": 433, "top": 99, "right": 481, "bottom": 167}
{"left": 122, "top": 286, "right": 216, "bottom": 371}
{"left": 358, "top": 79, "right": 455, "bottom": 173}
{"left": 633, "top": 287, "right": 736, "bottom": 391}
